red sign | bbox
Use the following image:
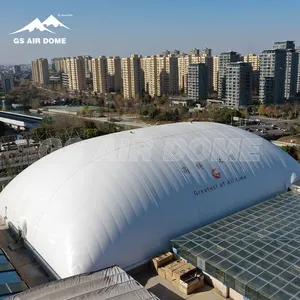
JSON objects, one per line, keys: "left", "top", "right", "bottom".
{"left": 212, "top": 168, "right": 221, "bottom": 179}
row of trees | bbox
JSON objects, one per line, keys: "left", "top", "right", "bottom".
{"left": 140, "top": 105, "right": 189, "bottom": 122}
{"left": 138, "top": 104, "right": 243, "bottom": 125}
{"left": 31, "top": 115, "right": 122, "bottom": 142}
{"left": 257, "top": 104, "right": 299, "bottom": 119}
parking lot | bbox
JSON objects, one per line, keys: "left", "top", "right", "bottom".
{"left": 238, "top": 117, "right": 300, "bottom": 139}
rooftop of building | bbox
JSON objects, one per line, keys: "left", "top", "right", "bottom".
{"left": 292, "top": 179, "right": 300, "bottom": 187}
{"left": 0, "top": 218, "right": 50, "bottom": 299}
{"left": 7, "top": 266, "right": 159, "bottom": 300}
{"left": 169, "top": 97, "right": 195, "bottom": 101}
{"left": 172, "top": 191, "right": 300, "bottom": 300}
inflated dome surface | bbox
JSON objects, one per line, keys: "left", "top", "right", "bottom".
{"left": 0, "top": 122, "right": 299, "bottom": 278}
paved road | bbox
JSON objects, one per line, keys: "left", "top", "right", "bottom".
{"left": 252, "top": 115, "right": 300, "bottom": 127}
{"left": 96, "top": 116, "right": 151, "bottom": 128}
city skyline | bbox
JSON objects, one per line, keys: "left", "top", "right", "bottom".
{"left": 1, "top": 0, "right": 300, "bottom": 64}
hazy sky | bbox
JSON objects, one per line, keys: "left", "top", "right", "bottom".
{"left": 0, "top": 0, "right": 299, "bottom": 64}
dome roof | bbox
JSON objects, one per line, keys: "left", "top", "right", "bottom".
{"left": 0, "top": 122, "right": 299, "bottom": 278}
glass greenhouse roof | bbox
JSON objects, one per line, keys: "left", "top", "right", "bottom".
{"left": 171, "top": 192, "right": 300, "bottom": 300}
{"left": 0, "top": 249, "right": 27, "bottom": 299}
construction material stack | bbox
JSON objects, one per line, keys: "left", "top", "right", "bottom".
{"left": 152, "top": 252, "right": 204, "bottom": 295}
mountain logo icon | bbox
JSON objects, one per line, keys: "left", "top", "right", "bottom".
{"left": 10, "top": 15, "right": 70, "bottom": 35}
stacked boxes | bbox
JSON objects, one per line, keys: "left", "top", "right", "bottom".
{"left": 165, "top": 260, "right": 186, "bottom": 283}
{"left": 152, "top": 252, "right": 173, "bottom": 271}
{"left": 152, "top": 252, "right": 204, "bottom": 295}
{"left": 180, "top": 272, "right": 204, "bottom": 295}
{"left": 173, "top": 263, "right": 197, "bottom": 284}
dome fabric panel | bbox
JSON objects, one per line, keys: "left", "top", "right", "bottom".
{"left": 0, "top": 122, "right": 299, "bottom": 278}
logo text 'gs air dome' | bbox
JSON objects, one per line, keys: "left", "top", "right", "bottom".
{"left": 11, "top": 15, "right": 71, "bottom": 45}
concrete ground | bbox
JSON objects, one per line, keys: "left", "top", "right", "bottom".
{"left": 134, "top": 270, "right": 226, "bottom": 300}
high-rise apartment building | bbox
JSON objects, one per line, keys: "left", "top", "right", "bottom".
{"left": 284, "top": 49, "right": 298, "bottom": 99}
{"left": 165, "top": 54, "right": 179, "bottom": 95}
{"left": 225, "top": 62, "right": 252, "bottom": 109}
{"left": 272, "top": 41, "right": 298, "bottom": 100}
{"left": 178, "top": 49, "right": 212, "bottom": 94}
{"left": 243, "top": 54, "right": 260, "bottom": 71}
{"left": 51, "top": 58, "right": 58, "bottom": 72}
{"left": 0, "top": 75, "right": 14, "bottom": 92}
{"left": 65, "top": 56, "right": 87, "bottom": 92}
{"left": 213, "top": 56, "right": 219, "bottom": 92}
{"left": 121, "top": 55, "right": 142, "bottom": 100}
{"left": 218, "top": 52, "right": 240, "bottom": 99}
{"left": 296, "top": 47, "right": 300, "bottom": 94}
{"left": 83, "top": 55, "right": 92, "bottom": 78}
{"left": 13, "top": 65, "right": 21, "bottom": 75}
{"left": 189, "top": 48, "right": 200, "bottom": 56}
{"left": 157, "top": 54, "right": 178, "bottom": 96}
{"left": 156, "top": 55, "right": 168, "bottom": 96}
{"left": 141, "top": 55, "right": 157, "bottom": 97}
{"left": 31, "top": 58, "right": 49, "bottom": 85}
{"left": 188, "top": 64, "right": 208, "bottom": 100}
{"left": 107, "top": 56, "right": 122, "bottom": 92}
{"left": 92, "top": 56, "right": 108, "bottom": 94}
{"left": 52, "top": 58, "right": 67, "bottom": 73}
{"left": 259, "top": 41, "right": 298, "bottom": 103}
{"left": 60, "top": 58, "right": 69, "bottom": 74}
{"left": 273, "top": 41, "right": 295, "bottom": 50}
{"left": 243, "top": 54, "right": 260, "bottom": 95}
{"left": 141, "top": 54, "right": 178, "bottom": 97}
{"left": 62, "top": 73, "right": 69, "bottom": 88}
{"left": 191, "top": 55, "right": 213, "bottom": 94}
{"left": 189, "top": 48, "right": 211, "bottom": 57}
{"left": 178, "top": 54, "right": 191, "bottom": 94}
{"left": 259, "top": 49, "right": 286, "bottom": 104}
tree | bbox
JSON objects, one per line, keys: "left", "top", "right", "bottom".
{"left": 148, "top": 107, "right": 161, "bottom": 119}
{"left": 179, "top": 106, "right": 189, "bottom": 116}
{"left": 117, "top": 107, "right": 123, "bottom": 119}
{"left": 281, "top": 146, "right": 299, "bottom": 161}
{"left": 30, "top": 98, "right": 41, "bottom": 109}
{"left": 213, "top": 108, "right": 241, "bottom": 124}
{"left": 83, "top": 128, "right": 100, "bottom": 139}
{"left": 81, "top": 106, "right": 89, "bottom": 116}
{"left": 258, "top": 104, "right": 266, "bottom": 116}
{"left": 240, "top": 108, "right": 249, "bottom": 119}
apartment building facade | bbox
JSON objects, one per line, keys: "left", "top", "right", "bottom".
{"left": 218, "top": 52, "right": 240, "bottom": 99}
{"left": 141, "top": 54, "right": 178, "bottom": 97}
{"left": 243, "top": 54, "right": 260, "bottom": 95}
{"left": 213, "top": 56, "right": 219, "bottom": 93}
{"left": 92, "top": 56, "right": 108, "bottom": 94}
{"left": 83, "top": 55, "right": 92, "bottom": 78}
{"left": 188, "top": 63, "right": 208, "bottom": 100}
{"left": 259, "top": 49, "right": 286, "bottom": 104}
{"left": 31, "top": 58, "right": 49, "bottom": 85}
{"left": 107, "top": 56, "right": 122, "bottom": 92}
{"left": 141, "top": 55, "right": 157, "bottom": 97}
{"left": 122, "top": 55, "right": 143, "bottom": 100}
{"left": 65, "top": 56, "right": 87, "bottom": 92}
{"left": 178, "top": 54, "right": 192, "bottom": 94}
{"left": 178, "top": 49, "right": 212, "bottom": 95}
{"left": 225, "top": 62, "right": 252, "bottom": 109}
